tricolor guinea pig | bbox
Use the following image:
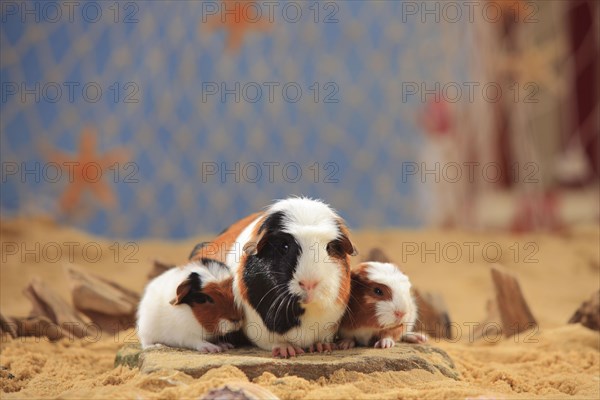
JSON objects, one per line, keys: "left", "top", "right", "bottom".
{"left": 190, "top": 197, "right": 356, "bottom": 358}
{"left": 337, "top": 261, "right": 427, "bottom": 349}
{"left": 137, "top": 259, "right": 243, "bottom": 353}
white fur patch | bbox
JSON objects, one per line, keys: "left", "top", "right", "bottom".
{"left": 270, "top": 197, "right": 341, "bottom": 239}
{"left": 227, "top": 216, "right": 261, "bottom": 308}
{"left": 288, "top": 234, "right": 342, "bottom": 305}
{"left": 276, "top": 199, "right": 344, "bottom": 306}
{"left": 136, "top": 261, "right": 235, "bottom": 350}
{"left": 242, "top": 297, "right": 344, "bottom": 349}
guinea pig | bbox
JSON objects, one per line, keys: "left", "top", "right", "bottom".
{"left": 137, "top": 258, "right": 243, "bottom": 353}
{"left": 190, "top": 197, "right": 357, "bottom": 358}
{"left": 337, "top": 261, "right": 427, "bottom": 349}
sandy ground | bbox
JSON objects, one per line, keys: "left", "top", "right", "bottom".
{"left": 1, "top": 217, "right": 599, "bottom": 399}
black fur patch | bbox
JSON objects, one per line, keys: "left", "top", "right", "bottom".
{"left": 218, "top": 329, "right": 252, "bottom": 347}
{"left": 244, "top": 211, "right": 304, "bottom": 334}
{"left": 180, "top": 272, "right": 212, "bottom": 305}
{"left": 258, "top": 210, "right": 286, "bottom": 235}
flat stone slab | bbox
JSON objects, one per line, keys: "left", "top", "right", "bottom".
{"left": 115, "top": 343, "right": 459, "bottom": 380}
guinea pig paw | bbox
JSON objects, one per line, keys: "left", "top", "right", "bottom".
{"left": 272, "top": 344, "right": 304, "bottom": 358}
{"left": 217, "top": 342, "right": 235, "bottom": 351}
{"left": 401, "top": 333, "right": 428, "bottom": 344}
{"left": 195, "top": 342, "right": 222, "bottom": 353}
{"left": 374, "top": 338, "right": 396, "bottom": 349}
{"left": 337, "top": 338, "right": 356, "bottom": 350}
{"left": 308, "top": 342, "right": 335, "bottom": 353}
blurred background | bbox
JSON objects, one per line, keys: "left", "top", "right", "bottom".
{"left": 1, "top": 0, "right": 598, "bottom": 239}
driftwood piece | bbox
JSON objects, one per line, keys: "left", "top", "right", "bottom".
{"left": 472, "top": 299, "right": 502, "bottom": 339}
{"left": 412, "top": 289, "right": 453, "bottom": 339}
{"left": 491, "top": 265, "right": 537, "bottom": 335}
{"left": 77, "top": 311, "right": 136, "bottom": 334}
{"left": 147, "top": 259, "right": 174, "bottom": 281}
{"left": 23, "top": 277, "right": 89, "bottom": 338}
{"left": 65, "top": 264, "right": 140, "bottom": 332}
{"left": 568, "top": 290, "right": 599, "bottom": 331}
{"left": 14, "top": 316, "right": 64, "bottom": 341}
{"left": 475, "top": 265, "right": 537, "bottom": 338}
{"left": 363, "top": 247, "right": 453, "bottom": 339}
{"left": 364, "top": 247, "right": 391, "bottom": 263}
{"left": 1, "top": 313, "right": 65, "bottom": 341}
{"left": 65, "top": 265, "right": 139, "bottom": 316}
{"left": 0, "top": 312, "right": 17, "bottom": 338}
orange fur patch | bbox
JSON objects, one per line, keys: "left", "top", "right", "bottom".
{"left": 191, "top": 212, "right": 265, "bottom": 305}
{"left": 336, "top": 254, "right": 352, "bottom": 306}
{"left": 236, "top": 252, "right": 249, "bottom": 303}
{"left": 190, "top": 212, "right": 261, "bottom": 263}
{"left": 190, "top": 277, "right": 242, "bottom": 333}
{"left": 340, "top": 264, "right": 392, "bottom": 330}
{"left": 244, "top": 214, "right": 266, "bottom": 253}
{"left": 333, "top": 218, "right": 354, "bottom": 306}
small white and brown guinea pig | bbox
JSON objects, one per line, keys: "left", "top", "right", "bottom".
{"left": 338, "top": 261, "right": 427, "bottom": 349}
{"left": 191, "top": 196, "right": 356, "bottom": 357}
{"left": 137, "top": 258, "right": 243, "bottom": 353}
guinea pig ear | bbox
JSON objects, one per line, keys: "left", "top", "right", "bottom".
{"left": 242, "top": 219, "right": 267, "bottom": 256}
{"left": 336, "top": 219, "right": 358, "bottom": 256}
{"left": 328, "top": 234, "right": 357, "bottom": 258}
{"left": 243, "top": 235, "right": 268, "bottom": 256}
{"left": 170, "top": 272, "right": 201, "bottom": 305}
{"left": 339, "top": 233, "right": 358, "bottom": 257}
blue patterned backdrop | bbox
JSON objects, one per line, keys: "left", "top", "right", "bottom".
{"left": 1, "top": 1, "right": 468, "bottom": 238}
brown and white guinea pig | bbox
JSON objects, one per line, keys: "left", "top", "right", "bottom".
{"left": 190, "top": 197, "right": 357, "bottom": 357}
{"left": 337, "top": 261, "right": 427, "bottom": 349}
{"left": 137, "top": 258, "right": 243, "bottom": 353}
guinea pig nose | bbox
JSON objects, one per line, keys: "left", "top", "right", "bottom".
{"left": 394, "top": 311, "right": 405, "bottom": 319}
{"left": 299, "top": 280, "right": 318, "bottom": 291}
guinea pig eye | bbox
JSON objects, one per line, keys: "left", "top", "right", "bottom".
{"left": 279, "top": 239, "right": 290, "bottom": 254}
{"left": 373, "top": 287, "right": 383, "bottom": 296}
{"left": 197, "top": 293, "right": 215, "bottom": 304}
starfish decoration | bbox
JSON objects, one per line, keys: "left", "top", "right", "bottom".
{"left": 48, "top": 127, "right": 129, "bottom": 213}
{"left": 200, "top": 0, "right": 272, "bottom": 51}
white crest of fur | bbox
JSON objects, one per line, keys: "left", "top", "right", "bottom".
{"left": 136, "top": 261, "right": 234, "bottom": 351}
{"left": 201, "top": 259, "right": 233, "bottom": 283}
{"left": 269, "top": 196, "right": 341, "bottom": 239}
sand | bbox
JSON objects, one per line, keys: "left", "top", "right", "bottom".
{"left": 1, "top": 218, "right": 599, "bottom": 399}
